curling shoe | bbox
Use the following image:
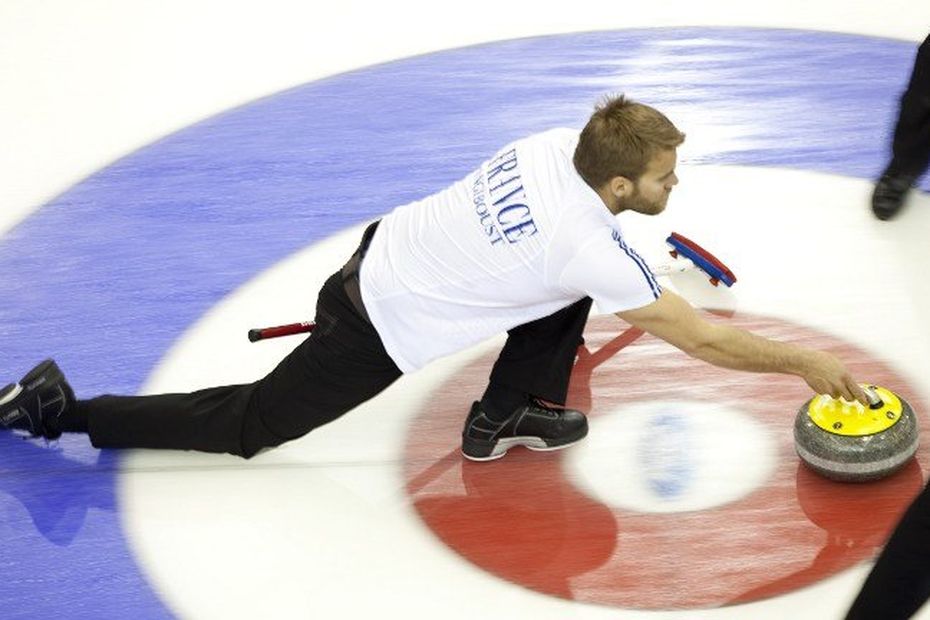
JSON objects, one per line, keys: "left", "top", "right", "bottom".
{"left": 0, "top": 359, "right": 75, "bottom": 440}
{"left": 871, "top": 171, "right": 916, "bottom": 221}
{"left": 461, "top": 399, "right": 588, "bottom": 461}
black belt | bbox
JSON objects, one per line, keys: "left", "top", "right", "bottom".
{"left": 341, "top": 220, "right": 380, "bottom": 322}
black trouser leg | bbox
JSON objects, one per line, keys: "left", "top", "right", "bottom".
{"left": 890, "top": 34, "right": 930, "bottom": 179}
{"left": 84, "top": 270, "right": 401, "bottom": 458}
{"left": 82, "top": 384, "right": 257, "bottom": 456}
{"left": 846, "top": 480, "right": 930, "bottom": 619}
{"left": 484, "top": 297, "right": 592, "bottom": 408}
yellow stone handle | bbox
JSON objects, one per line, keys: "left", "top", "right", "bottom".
{"left": 863, "top": 385, "right": 883, "bottom": 410}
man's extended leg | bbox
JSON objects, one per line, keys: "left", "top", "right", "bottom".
{"left": 88, "top": 270, "right": 401, "bottom": 457}
{"left": 3, "top": 269, "right": 402, "bottom": 458}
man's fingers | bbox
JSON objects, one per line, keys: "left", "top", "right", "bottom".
{"left": 844, "top": 376, "right": 869, "bottom": 406}
{"left": 805, "top": 367, "right": 867, "bottom": 405}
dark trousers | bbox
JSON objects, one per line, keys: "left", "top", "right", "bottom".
{"left": 487, "top": 297, "right": 592, "bottom": 405}
{"left": 83, "top": 269, "right": 403, "bottom": 458}
{"left": 889, "top": 34, "right": 930, "bottom": 179}
{"left": 846, "top": 480, "right": 930, "bottom": 619}
{"left": 80, "top": 234, "right": 592, "bottom": 458}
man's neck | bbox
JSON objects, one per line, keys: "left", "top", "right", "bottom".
{"left": 594, "top": 185, "right": 620, "bottom": 215}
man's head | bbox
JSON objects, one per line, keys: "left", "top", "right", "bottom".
{"left": 574, "top": 95, "right": 685, "bottom": 215}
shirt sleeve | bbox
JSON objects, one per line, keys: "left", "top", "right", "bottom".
{"left": 559, "top": 227, "right": 662, "bottom": 314}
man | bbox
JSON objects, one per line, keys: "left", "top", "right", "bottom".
{"left": 872, "top": 33, "right": 930, "bottom": 221}
{"left": 0, "top": 95, "right": 867, "bottom": 460}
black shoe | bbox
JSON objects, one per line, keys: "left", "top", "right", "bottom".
{"left": 0, "top": 359, "right": 75, "bottom": 440}
{"left": 461, "top": 399, "right": 588, "bottom": 461}
{"left": 871, "top": 172, "right": 916, "bottom": 220}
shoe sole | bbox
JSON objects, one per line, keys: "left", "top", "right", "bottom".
{"left": 0, "top": 383, "right": 23, "bottom": 406}
{"left": 461, "top": 425, "right": 589, "bottom": 462}
{"left": 0, "top": 383, "right": 26, "bottom": 428}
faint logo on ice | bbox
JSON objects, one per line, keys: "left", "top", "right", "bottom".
{"left": 566, "top": 400, "right": 777, "bottom": 513}
{"left": 638, "top": 409, "right": 693, "bottom": 500}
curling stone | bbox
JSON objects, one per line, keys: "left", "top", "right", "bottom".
{"left": 794, "top": 385, "right": 919, "bottom": 482}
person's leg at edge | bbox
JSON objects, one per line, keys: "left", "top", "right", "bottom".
{"left": 845, "top": 480, "right": 930, "bottom": 619}
{"left": 890, "top": 35, "right": 930, "bottom": 180}
{"left": 873, "top": 34, "right": 930, "bottom": 220}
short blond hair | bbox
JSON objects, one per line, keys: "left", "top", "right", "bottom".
{"left": 573, "top": 95, "right": 685, "bottom": 188}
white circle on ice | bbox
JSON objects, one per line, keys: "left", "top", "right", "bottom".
{"left": 118, "top": 166, "right": 928, "bottom": 619}
{"left": 565, "top": 400, "right": 778, "bottom": 513}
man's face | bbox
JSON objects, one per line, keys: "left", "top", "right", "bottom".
{"left": 618, "top": 149, "right": 679, "bottom": 216}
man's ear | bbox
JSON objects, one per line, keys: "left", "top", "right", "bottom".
{"left": 609, "top": 175, "right": 635, "bottom": 198}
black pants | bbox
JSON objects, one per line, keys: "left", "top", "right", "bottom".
{"left": 79, "top": 232, "right": 591, "bottom": 458}
{"left": 889, "top": 33, "right": 930, "bottom": 179}
{"left": 83, "top": 268, "right": 403, "bottom": 458}
{"left": 846, "top": 480, "right": 930, "bottom": 619}
{"left": 487, "top": 297, "right": 592, "bottom": 405}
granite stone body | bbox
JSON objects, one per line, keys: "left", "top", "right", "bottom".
{"left": 794, "top": 395, "right": 919, "bottom": 482}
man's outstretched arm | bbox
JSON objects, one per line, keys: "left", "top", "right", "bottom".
{"left": 616, "top": 289, "right": 868, "bottom": 404}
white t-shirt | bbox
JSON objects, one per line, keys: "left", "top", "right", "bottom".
{"left": 359, "top": 128, "right": 661, "bottom": 372}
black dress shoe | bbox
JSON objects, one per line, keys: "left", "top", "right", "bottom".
{"left": 0, "top": 359, "right": 75, "bottom": 439}
{"left": 871, "top": 172, "right": 916, "bottom": 221}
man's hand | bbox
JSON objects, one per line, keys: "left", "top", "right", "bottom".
{"left": 797, "top": 349, "right": 869, "bottom": 405}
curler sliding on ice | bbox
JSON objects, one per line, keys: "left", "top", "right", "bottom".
{"left": 247, "top": 232, "right": 737, "bottom": 343}
{"left": 1, "top": 95, "right": 867, "bottom": 465}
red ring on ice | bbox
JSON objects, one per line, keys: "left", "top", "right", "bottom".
{"left": 403, "top": 312, "right": 928, "bottom": 609}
